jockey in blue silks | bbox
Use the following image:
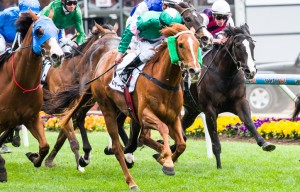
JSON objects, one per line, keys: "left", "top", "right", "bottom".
{"left": 0, "top": 0, "right": 41, "bottom": 57}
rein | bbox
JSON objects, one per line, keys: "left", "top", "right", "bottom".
{"left": 11, "top": 53, "right": 41, "bottom": 93}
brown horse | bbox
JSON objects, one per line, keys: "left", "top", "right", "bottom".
{"left": 61, "top": 23, "right": 201, "bottom": 190}
{"left": 42, "top": 23, "right": 120, "bottom": 171}
{"left": 180, "top": 24, "right": 276, "bottom": 169}
{"left": 0, "top": 11, "right": 63, "bottom": 182}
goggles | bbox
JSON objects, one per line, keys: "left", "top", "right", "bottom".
{"left": 66, "top": 1, "right": 77, "bottom": 6}
{"left": 214, "top": 14, "right": 228, "bottom": 20}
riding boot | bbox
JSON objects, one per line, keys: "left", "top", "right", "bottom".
{"left": 119, "top": 56, "right": 143, "bottom": 83}
{"left": 41, "top": 58, "right": 52, "bottom": 84}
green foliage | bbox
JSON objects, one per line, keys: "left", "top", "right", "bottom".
{"left": 0, "top": 132, "right": 299, "bottom": 191}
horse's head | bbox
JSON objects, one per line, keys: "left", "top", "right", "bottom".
{"left": 30, "top": 10, "right": 63, "bottom": 67}
{"left": 93, "top": 22, "right": 119, "bottom": 38}
{"left": 168, "top": 2, "right": 213, "bottom": 49}
{"left": 225, "top": 24, "right": 256, "bottom": 79}
{"left": 161, "top": 24, "right": 202, "bottom": 83}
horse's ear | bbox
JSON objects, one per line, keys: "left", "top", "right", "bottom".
{"left": 190, "top": 27, "right": 195, "bottom": 33}
{"left": 48, "top": 9, "right": 54, "bottom": 19}
{"left": 113, "top": 22, "right": 119, "bottom": 33}
{"left": 29, "top": 9, "right": 38, "bottom": 22}
{"left": 242, "top": 23, "right": 251, "bottom": 35}
{"left": 188, "top": 1, "right": 195, "bottom": 9}
{"left": 167, "top": 3, "right": 184, "bottom": 13}
{"left": 95, "top": 22, "right": 105, "bottom": 33}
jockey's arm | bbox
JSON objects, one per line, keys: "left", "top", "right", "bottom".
{"left": 115, "top": 25, "right": 134, "bottom": 64}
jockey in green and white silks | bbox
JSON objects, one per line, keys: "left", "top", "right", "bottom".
{"left": 115, "top": 8, "right": 182, "bottom": 82}
{"left": 116, "top": 8, "right": 182, "bottom": 63}
{"left": 40, "top": 0, "right": 86, "bottom": 53}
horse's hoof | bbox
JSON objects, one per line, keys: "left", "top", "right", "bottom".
{"left": 152, "top": 153, "right": 160, "bottom": 160}
{"left": 262, "top": 142, "right": 276, "bottom": 152}
{"left": 0, "top": 170, "right": 7, "bottom": 183}
{"left": 125, "top": 153, "right": 134, "bottom": 169}
{"left": 26, "top": 152, "right": 42, "bottom": 167}
{"left": 12, "top": 136, "right": 21, "bottom": 147}
{"left": 104, "top": 147, "right": 114, "bottom": 155}
{"left": 79, "top": 155, "right": 90, "bottom": 167}
{"left": 162, "top": 166, "right": 175, "bottom": 176}
{"left": 129, "top": 185, "right": 139, "bottom": 191}
{"left": 77, "top": 165, "right": 85, "bottom": 172}
{"left": 45, "top": 161, "right": 57, "bottom": 168}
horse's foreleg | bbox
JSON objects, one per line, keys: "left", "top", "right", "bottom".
{"left": 75, "top": 106, "right": 93, "bottom": 167}
{"left": 204, "top": 109, "right": 222, "bottom": 169}
{"left": 45, "top": 128, "right": 67, "bottom": 167}
{"left": 141, "top": 108, "right": 174, "bottom": 175}
{"left": 235, "top": 100, "right": 276, "bottom": 151}
{"left": 169, "top": 117, "right": 186, "bottom": 163}
{"left": 61, "top": 118, "right": 82, "bottom": 171}
{"left": 124, "top": 118, "right": 140, "bottom": 154}
{"left": 0, "top": 155, "right": 7, "bottom": 182}
{"left": 25, "top": 116, "right": 50, "bottom": 167}
{"left": 103, "top": 112, "right": 138, "bottom": 190}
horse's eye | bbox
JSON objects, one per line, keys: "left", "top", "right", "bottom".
{"left": 35, "top": 28, "right": 44, "bottom": 38}
{"left": 179, "top": 43, "right": 183, "bottom": 48}
{"left": 184, "top": 17, "right": 191, "bottom": 22}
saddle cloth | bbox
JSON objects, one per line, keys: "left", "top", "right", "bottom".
{"left": 109, "top": 52, "right": 145, "bottom": 93}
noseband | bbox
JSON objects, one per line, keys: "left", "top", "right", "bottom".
{"left": 224, "top": 33, "right": 253, "bottom": 71}
{"left": 180, "top": 7, "right": 206, "bottom": 44}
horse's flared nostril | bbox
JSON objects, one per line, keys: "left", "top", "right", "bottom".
{"left": 201, "top": 36, "right": 209, "bottom": 42}
{"left": 50, "top": 54, "right": 62, "bottom": 68}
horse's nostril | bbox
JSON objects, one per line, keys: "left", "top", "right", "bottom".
{"left": 201, "top": 36, "right": 209, "bottom": 42}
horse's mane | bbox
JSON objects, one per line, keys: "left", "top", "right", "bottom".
{"left": 223, "top": 24, "right": 250, "bottom": 38}
{"left": 150, "top": 24, "right": 189, "bottom": 64}
{"left": 68, "top": 24, "right": 115, "bottom": 58}
{"left": 15, "top": 13, "right": 33, "bottom": 39}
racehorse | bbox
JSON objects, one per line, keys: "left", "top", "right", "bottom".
{"left": 0, "top": 11, "right": 63, "bottom": 182}
{"left": 42, "top": 23, "right": 119, "bottom": 171}
{"left": 61, "top": 23, "right": 201, "bottom": 190}
{"left": 180, "top": 24, "right": 276, "bottom": 169}
{"left": 169, "top": 1, "right": 213, "bottom": 49}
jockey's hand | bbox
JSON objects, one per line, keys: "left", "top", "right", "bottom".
{"left": 115, "top": 52, "right": 124, "bottom": 64}
{"left": 213, "top": 37, "right": 228, "bottom": 45}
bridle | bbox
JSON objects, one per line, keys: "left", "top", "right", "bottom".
{"left": 179, "top": 7, "right": 207, "bottom": 46}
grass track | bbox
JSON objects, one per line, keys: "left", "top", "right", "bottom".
{"left": 0, "top": 132, "right": 299, "bottom": 192}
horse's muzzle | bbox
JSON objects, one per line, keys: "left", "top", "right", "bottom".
{"left": 189, "top": 68, "right": 201, "bottom": 83}
{"left": 50, "top": 54, "right": 63, "bottom": 68}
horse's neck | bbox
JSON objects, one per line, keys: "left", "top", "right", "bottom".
{"left": 149, "top": 49, "right": 182, "bottom": 87}
{"left": 215, "top": 46, "right": 237, "bottom": 74}
{"left": 13, "top": 32, "right": 42, "bottom": 85}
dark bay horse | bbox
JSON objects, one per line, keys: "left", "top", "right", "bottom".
{"left": 170, "top": 1, "right": 213, "bottom": 49}
{"left": 61, "top": 24, "right": 201, "bottom": 190}
{"left": 181, "top": 24, "right": 276, "bottom": 169}
{"left": 42, "top": 23, "right": 119, "bottom": 171}
{"left": 0, "top": 11, "right": 63, "bottom": 182}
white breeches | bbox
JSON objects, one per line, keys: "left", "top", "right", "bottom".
{"left": 135, "top": 40, "right": 161, "bottom": 63}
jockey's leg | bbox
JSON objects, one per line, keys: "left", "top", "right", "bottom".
{"left": 119, "top": 55, "right": 143, "bottom": 83}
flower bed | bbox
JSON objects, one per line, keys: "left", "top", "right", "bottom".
{"left": 41, "top": 111, "right": 300, "bottom": 140}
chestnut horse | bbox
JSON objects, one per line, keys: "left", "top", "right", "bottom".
{"left": 180, "top": 24, "right": 276, "bottom": 169}
{"left": 0, "top": 11, "right": 63, "bottom": 182}
{"left": 61, "top": 23, "right": 201, "bottom": 190}
{"left": 42, "top": 23, "right": 119, "bottom": 171}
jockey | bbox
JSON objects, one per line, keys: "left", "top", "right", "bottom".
{"left": 115, "top": 8, "right": 183, "bottom": 83}
{"left": 40, "top": 0, "right": 86, "bottom": 52}
{"left": 200, "top": 0, "right": 234, "bottom": 45}
{"left": 0, "top": 0, "right": 41, "bottom": 57}
{"left": 126, "top": 0, "right": 183, "bottom": 50}
{"left": 40, "top": 0, "right": 86, "bottom": 83}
